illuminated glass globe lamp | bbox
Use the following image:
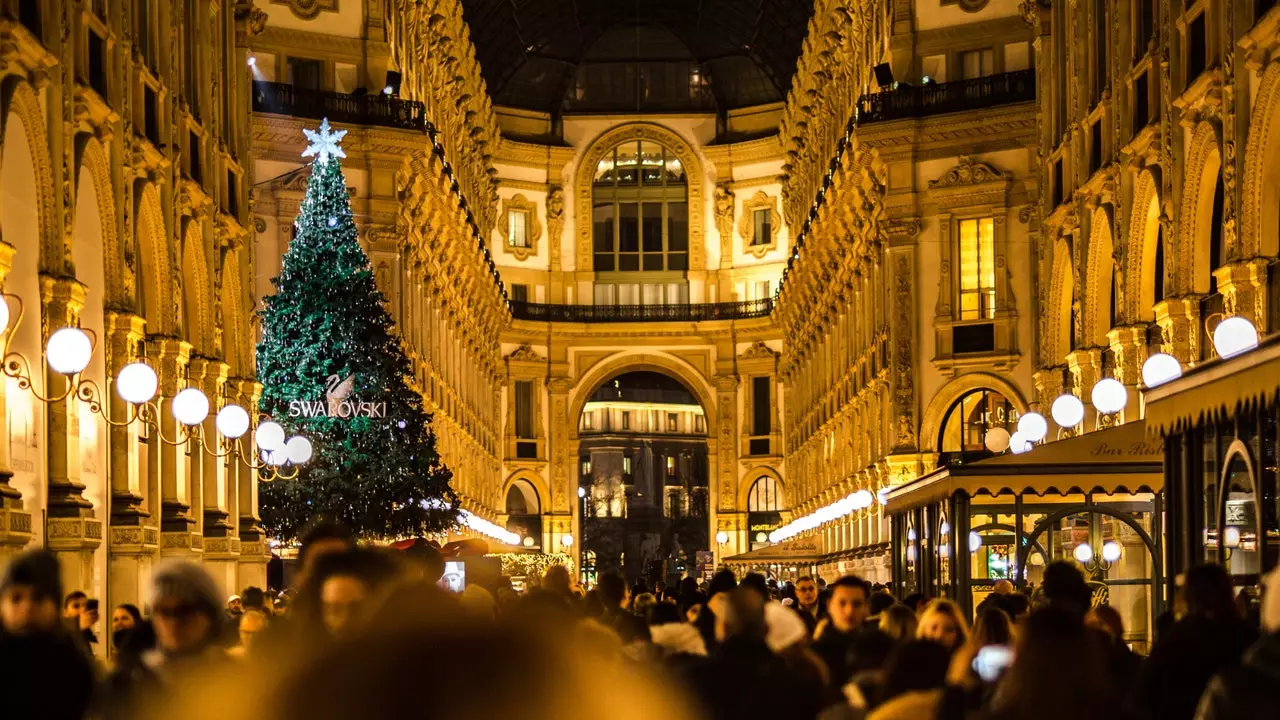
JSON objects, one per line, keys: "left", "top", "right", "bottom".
{"left": 1141, "top": 353, "right": 1183, "bottom": 388}
{"left": 1051, "top": 394, "right": 1086, "bottom": 432}
{"left": 969, "top": 531, "right": 983, "bottom": 552}
{"left": 215, "top": 404, "right": 251, "bottom": 439}
{"left": 1018, "top": 412, "right": 1049, "bottom": 443}
{"left": 560, "top": 533, "right": 574, "bottom": 548}
{"left": 1073, "top": 542, "right": 1094, "bottom": 564}
{"left": 285, "top": 435, "right": 313, "bottom": 464}
{"left": 46, "top": 327, "right": 93, "bottom": 375}
{"left": 1213, "top": 316, "right": 1259, "bottom": 359}
{"left": 171, "top": 388, "right": 210, "bottom": 426}
{"left": 984, "top": 427, "right": 1011, "bottom": 453}
{"left": 255, "top": 421, "right": 286, "bottom": 453}
{"left": 115, "top": 362, "right": 159, "bottom": 405}
{"left": 1101, "top": 541, "right": 1122, "bottom": 563}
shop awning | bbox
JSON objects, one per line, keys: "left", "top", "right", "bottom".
{"left": 722, "top": 534, "right": 825, "bottom": 566}
{"left": 1144, "top": 335, "right": 1280, "bottom": 436}
{"left": 885, "top": 420, "right": 1163, "bottom": 513}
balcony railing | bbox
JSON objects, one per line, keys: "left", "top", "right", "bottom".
{"left": 855, "top": 69, "right": 1036, "bottom": 125}
{"left": 252, "top": 81, "right": 426, "bottom": 132}
{"left": 509, "top": 298, "right": 773, "bottom": 323}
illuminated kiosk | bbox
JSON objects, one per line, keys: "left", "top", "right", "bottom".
{"left": 1145, "top": 334, "right": 1280, "bottom": 619}
{"left": 884, "top": 421, "right": 1162, "bottom": 651}
{"left": 721, "top": 534, "right": 824, "bottom": 585}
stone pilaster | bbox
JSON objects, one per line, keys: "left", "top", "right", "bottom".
{"left": 39, "top": 275, "right": 101, "bottom": 592}
{"left": 1107, "top": 325, "right": 1147, "bottom": 422}
{"left": 39, "top": 274, "right": 94, "bottom": 518}
{"left": 1066, "top": 348, "right": 1104, "bottom": 428}
{"left": 1033, "top": 366, "right": 1069, "bottom": 433}
{"left": 104, "top": 312, "right": 150, "bottom": 524}
{"left": 0, "top": 241, "right": 33, "bottom": 564}
{"left": 194, "top": 358, "right": 233, "bottom": 539}
{"left": 1215, "top": 259, "right": 1271, "bottom": 332}
{"left": 1154, "top": 296, "right": 1202, "bottom": 365}
{"left": 235, "top": 378, "right": 265, "bottom": 543}
{"left": 151, "top": 338, "right": 200, "bottom": 556}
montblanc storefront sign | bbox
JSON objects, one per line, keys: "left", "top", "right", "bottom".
{"left": 287, "top": 374, "right": 387, "bottom": 418}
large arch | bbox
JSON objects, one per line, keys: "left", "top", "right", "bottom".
{"left": 568, "top": 351, "right": 717, "bottom": 432}
{"left": 1083, "top": 206, "right": 1115, "bottom": 345}
{"left": 1240, "top": 62, "right": 1280, "bottom": 259}
{"left": 1178, "top": 121, "right": 1223, "bottom": 295}
{"left": 74, "top": 137, "right": 123, "bottom": 306}
{"left": 1043, "top": 234, "right": 1075, "bottom": 364}
{"left": 135, "top": 183, "right": 173, "bottom": 335}
{"left": 0, "top": 79, "right": 58, "bottom": 273}
{"left": 919, "top": 372, "right": 1029, "bottom": 454}
{"left": 180, "top": 222, "right": 211, "bottom": 354}
{"left": 220, "top": 248, "right": 250, "bottom": 375}
{"left": 1128, "top": 169, "right": 1163, "bottom": 322}
{"left": 502, "top": 469, "right": 548, "bottom": 516}
{"left": 1, "top": 89, "right": 49, "bottom": 537}
{"left": 574, "top": 123, "right": 707, "bottom": 274}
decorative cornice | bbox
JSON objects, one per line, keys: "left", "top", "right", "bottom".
{"left": 701, "top": 136, "right": 785, "bottom": 167}
{"left": 494, "top": 139, "right": 577, "bottom": 169}
{"left": 254, "top": 25, "right": 388, "bottom": 62}
{"left": 250, "top": 115, "right": 427, "bottom": 165}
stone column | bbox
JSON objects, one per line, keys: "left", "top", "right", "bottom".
{"left": 152, "top": 338, "right": 200, "bottom": 558}
{"left": 1066, "top": 348, "right": 1104, "bottom": 429}
{"left": 1215, "top": 259, "right": 1271, "bottom": 331}
{"left": 196, "top": 358, "right": 238, "bottom": 594}
{"left": 1032, "top": 367, "right": 1069, "bottom": 434}
{"left": 1154, "top": 296, "right": 1202, "bottom": 365}
{"left": 39, "top": 274, "right": 102, "bottom": 593}
{"left": 236, "top": 379, "right": 268, "bottom": 590}
{"left": 0, "top": 241, "right": 32, "bottom": 566}
{"left": 104, "top": 311, "right": 159, "bottom": 613}
{"left": 1106, "top": 325, "right": 1147, "bottom": 423}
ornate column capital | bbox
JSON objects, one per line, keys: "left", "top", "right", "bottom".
{"left": 1154, "top": 296, "right": 1203, "bottom": 365}
{"left": 1105, "top": 326, "right": 1148, "bottom": 387}
{"left": 1215, "top": 259, "right": 1272, "bottom": 331}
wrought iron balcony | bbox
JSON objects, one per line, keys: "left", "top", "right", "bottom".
{"left": 252, "top": 81, "right": 426, "bottom": 132}
{"left": 509, "top": 298, "right": 773, "bottom": 323}
{"left": 855, "top": 69, "right": 1036, "bottom": 125}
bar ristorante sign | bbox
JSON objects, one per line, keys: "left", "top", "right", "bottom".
{"left": 287, "top": 374, "right": 387, "bottom": 418}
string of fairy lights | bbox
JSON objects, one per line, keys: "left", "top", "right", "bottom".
{"left": 775, "top": 116, "right": 858, "bottom": 304}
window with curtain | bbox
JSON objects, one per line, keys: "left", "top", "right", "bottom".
{"left": 508, "top": 210, "right": 529, "bottom": 248}
{"left": 752, "top": 208, "right": 771, "bottom": 246}
{"left": 958, "top": 218, "right": 996, "bottom": 320}
{"left": 592, "top": 140, "right": 689, "bottom": 303}
{"left": 514, "top": 380, "right": 534, "bottom": 439}
{"left": 960, "top": 49, "right": 993, "bottom": 80}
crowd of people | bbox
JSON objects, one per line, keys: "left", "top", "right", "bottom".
{"left": 1, "top": 518, "right": 1278, "bottom": 720}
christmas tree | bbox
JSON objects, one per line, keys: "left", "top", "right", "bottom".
{"left": 256, "top": 119, "right": 458, "bottom": 541}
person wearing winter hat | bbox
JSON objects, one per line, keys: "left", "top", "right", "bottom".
{"left": 98, "top": 560, "right": 230, "bottom": 719}
{"left": 0, "top": 549, "right": 96, "bottom": 720}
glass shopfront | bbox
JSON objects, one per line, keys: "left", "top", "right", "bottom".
{"left": 1147, "top": 339, "right": 1280, "bottom": 621}
{"left": 887, "top": 421, "right": 1163, "bottom": 651}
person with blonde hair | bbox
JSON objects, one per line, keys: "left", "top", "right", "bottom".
{"left": 917, "top": 599, "right": 969, "bottom": 653}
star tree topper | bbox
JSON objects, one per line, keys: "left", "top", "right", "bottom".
{"left": 302, "top": 118, "right": 347, "bottom": 165}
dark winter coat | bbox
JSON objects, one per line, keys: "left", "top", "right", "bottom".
{"left": 1133, "top": 615, "right": 1258, "bottom": 720}
{"left": 1193, "top": 631, "right": 1280, "bottom": 720}
{"left": 0, "top": 630, "right": 96, "bottom": 720}
{"left": 690, "top": 635, "right": 823, "bottom": 720}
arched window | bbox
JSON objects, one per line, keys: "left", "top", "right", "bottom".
{"left": 748, "top": 476, "right": 781, "bottom": 512}
{"left": 592, "top": 139, "right": 689, "bottom": 306}
{"left": 938, "top": 389, "right": 1018, "bottom": 454}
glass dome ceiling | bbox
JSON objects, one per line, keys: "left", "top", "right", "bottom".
{"left": 459, "top": 0, "right": 816, "bottom": 115}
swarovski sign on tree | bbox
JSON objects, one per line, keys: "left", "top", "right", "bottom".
{"left": 256, "top": 119, "right": 458, "bottom": 540}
